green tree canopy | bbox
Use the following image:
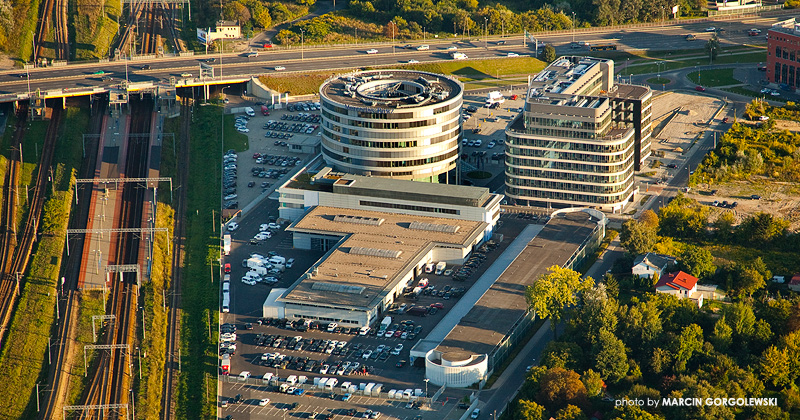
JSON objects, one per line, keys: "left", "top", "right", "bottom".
{"left": 592, "top": 330, "right": 628, "bottom": 383}
{"left": 542, "top": 44, "right": 556, "bottom": 62}
{"left": 678, "top": 245, "right": 715, "bottom": 279}
{"left": 620, "top": 218, "right": 658, "bottom": 256}
{"left": 525, "top": 266, "right": 594, "bottom": 338}
{"left": 537, "top": 367, "right": 588, "bottom": 410}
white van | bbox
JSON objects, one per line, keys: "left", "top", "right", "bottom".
{"left": 244, "top": 107, "right": 256, "bottom": 117}
{"left": 424, "top": 263, "right": 435, "bottom": 273}
{"left": 222, "top": 294, "right": 230, "bottom": 313}
{"left": 327, "top": 322, "right": 338, "bottom": 332}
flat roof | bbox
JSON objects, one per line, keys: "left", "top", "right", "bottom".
{"left": 333, "top": 174, "right": 492, "bottom": 207}
{"left": 529, "top": 56, "right": 609, "bottom": 96}
{"left": 606, "top": 84, "right": 651, "bottom": 101}
{"left": 282, "top": 206, "right": 487, "bottom": 310}
{"left": 434, "top": 211, "right": 599, "bottom": 361}
{"left": 320, "top": 70, "right": 462, "bottom": 110}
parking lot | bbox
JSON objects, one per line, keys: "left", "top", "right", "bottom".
{"left": 219, "top": 201, "right": 546, "bottom": 418}
{"left": 222, "top": 99, "right": 321, "bottom": 210}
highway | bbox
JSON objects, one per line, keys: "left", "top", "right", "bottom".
{"left": 0, "top": 14, "right": 784, "bottom": 97}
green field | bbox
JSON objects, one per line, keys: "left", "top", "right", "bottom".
{"left": 259, "top": 56, "right": 546, "bottom": 95}
{"left": 687, "top": 68, "right": 739, "bottom": 86}
{"left": 0, "top": 107, "right": 87, "bottom": 417}
{"left": 176, "top": 104, "right": 227, "bottom": 420}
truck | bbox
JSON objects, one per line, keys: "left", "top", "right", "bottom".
{"left": 223, "top": 234, "right": 232, "bottom": 256}
{"left": 244, "top": 106, "right": 256, "bottom": 116}
{"left": 325, "top": 378, "right": 338, "bottom": 390}
{"left": 269, "top": 255, "right": 286, "bottom": 265}
{"left": 417, "top": 278, "right": 429, "bottom": 288}
{"left": 250, "top": 266, "right": 268, "bottom": 276}
{"left": 261, "top": 105, "right": 270, "bottom": 115}
{"left": 435, "top": 262, "right": 446, "bottom": 275}
{"left": 411, "top": 287, "right": 423, "bottom": 297}
{"left": 221, "top": 354, "right": 231, "bottom": 374}
{"left": 378, "top": 316, "right": 392, "bottom": 335}
{"left": 450, "top": 52, "right": 468, "bottom": 60}
{"left": 485, "top": 91, "right": 505, "bottom": 106}
{"left": 247, "top": 257, "right": 270, "bottom": 269}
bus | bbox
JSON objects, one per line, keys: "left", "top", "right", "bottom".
{"left": 590, "top": 44, "right": 617, "bottom": 51}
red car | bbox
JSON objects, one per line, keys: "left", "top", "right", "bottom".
{"left": 695, "top": 86, "right": 706, "bottom": 92}
{"left": 430, "top": 302, "right": 444, "bottom": 309}
{"left": 262, "top": 42, "right": 273, "bottom": 48}
{"left": 722, "top": 117, "right": 729, "bottom": 123}
{"left": 510, "top": 94, "right": 519, "bottom": 100}
{"left": 394, "top": 330, "right": 403, "bottom": 337}
{"left": 224, "top": 263, "right": 231, "bottom": 274}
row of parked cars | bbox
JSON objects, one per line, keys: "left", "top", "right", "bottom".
{"left": 234, "top": 115, "right": 252, "bottom": 133}
{"left": 223, "top": 150, "right": 239, "bottom": 209}
{"left": 281, "top": 112, "right": 321, "bottom": 123}
{"left": 265, "top": 120, "right": 318, "bottom": 135}
{"left": 287, "top": 102, "right": 321, "bottom": 112}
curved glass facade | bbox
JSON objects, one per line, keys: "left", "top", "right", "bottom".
{"left": 319, "top": 70, "right": 463, "bottom": 182}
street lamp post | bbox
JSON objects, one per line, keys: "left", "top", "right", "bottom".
{"left": 301, "top": 29, "right": 305, "bottom": 60}
{"left": 484, "top": 17, "right": 488, "bottom": 49}
{"left": 424, "top": 378, "right": 429, "bottom": 398}
{"left": 390, "top": 21, "right": 395, "bottom": 54}
{"left": 572, "top": 12, "right": 576, "bottom": 43}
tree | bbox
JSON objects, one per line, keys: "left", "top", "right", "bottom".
{"left": 224, "top": 1, "right": 252, "bottom": 23}
{"left": 725, "top": 302, "right": 756, "bottom": 338}
{"left": 737, "top": 213, "right": 789, "bottom": 245}
{"left": 526, "top": 266, "right": 594, "bottom": 338}
{"left": 537, "top": 367, "right": 588, "bottom": 410}
{"left": 639, "top": 209, "right": 660, "bottom": 230}
{"left": 648, "top": 347, "right": 671, "bottom": 375}
{"left": 581, "top": 369, "right": 605, "bottom": 398}
{"left": 760, "top": 345, "right": 791, "bottom": 387}
{"left": 593, "top": 330, "right": 628, "bottom": 383}
{"left": 542, "top": 44, "right": 557, "bottom": 62}
{"left": 519, "top": 400, "right": 546, "bottom": 420}
{"left": 676, "top": 324, "right": 704, "bottom": 365}
{"left": 619, "top": 300, "right": 662, "bottom": 348}
{"left": 713, "top": 211, "right": 736, "bottom": 242}
{"left": 711, "top": 316, "right": 733, "bottom": 351}
{"left": 619, "top": 218, "right": 657, "bottom": 256}
{"left": 555, "top": 405, "right": 587, "bottom": 420}
{"left": 613, "top": 404, "right": 665, "bottom": 420}
{"left": 541, "top": 341, "right": 584, "bottom": 370}
{"left": 569, "top": 284, "right": 618, "bottom": 346}
{"left": 678, "top": 245, "right": 715, "bottom": 279}
{"left": 706, "top": 34, "right": 720, "bottom": 62}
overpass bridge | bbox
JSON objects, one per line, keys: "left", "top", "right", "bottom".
{"left": 0, "top": 74, "right": 253, "bottom": 118}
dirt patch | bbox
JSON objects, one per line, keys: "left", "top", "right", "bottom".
{"left": 773, "top": 119, "right": 800, "bottom": 132}
{"left": 0, "top": 53, "right": 17, "bottom": 71}
{"left": 684, "top": 178, "right": 800, "bottom": 230}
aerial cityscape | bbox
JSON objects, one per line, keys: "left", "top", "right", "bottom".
{"left": 1, "top": 0, "right": 800, "bottom": 419}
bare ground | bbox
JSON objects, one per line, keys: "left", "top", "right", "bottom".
{"left": 684, "top": 177, "right": 800, "bottom": 231}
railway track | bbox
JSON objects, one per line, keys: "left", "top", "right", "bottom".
{"left": 33, "top": 0, "right": 69, "bottom": 61}
{"left": 160, "top": 97, "right": 190, "bottom": 420}
{"left": 0, "top": 105, "right": 26, "bottom": 349}
{"left": 40, "top": 98, "right": 107, "bottom": 420}
{"left": 76, "top": 99, "right": 153, "bottom": 419}
{"left": 0, "top": 103, "right": 60, "bottom": 351}
{"left": 115, "top": 0, "right": 184, "bottom": 57}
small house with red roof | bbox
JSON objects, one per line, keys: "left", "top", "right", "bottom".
{"left": 656, "top": 271, "right": 703, "bottom": 307}
{"left": 788, "top": 274, "right": 800, "bottom": 292}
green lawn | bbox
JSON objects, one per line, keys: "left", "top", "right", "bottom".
{"left": 259, "top": 56, "right": 546, "bottom": 95}
{"left": 65, "top": 291, "right": 106, "bottom": 406}
{"left": 176, "top": 104, "right": 223, "bottom": 420}
{"left": 722, "top": 86, "right": 786, "bottom": 103}
{"left": 687, "top": 68, "right": 739, "bottom": 86}
{"left": 624, "top": 49, "right": 766, "bottom": 76}
{"left": 0, "top": 107, "right": 87, "bottom": 417}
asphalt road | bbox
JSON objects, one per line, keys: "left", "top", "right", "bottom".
{"left": 0, "top": 14, "right": 785, "bottom": 97}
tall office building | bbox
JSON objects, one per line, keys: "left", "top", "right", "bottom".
{"left": 319, "top": 70, "right": 463, "bottom": 183}
{"left": 505, "top": 56, "right": 652, "bottom": 213}
{"left": 767, "top": 18, "right": 800, "bottom": 87}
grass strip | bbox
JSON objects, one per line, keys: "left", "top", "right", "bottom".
{"left": 723, "top": 86, "right": 786, "bottom": 102}
{"left": 73, "top": 0, "right": 122, "bottom": 60}
{"left": 258, "top": 57, "right": 546, "bottom": 95}
{"left": 687, "top": 68, "right": 740, "bottom": 86}
{"left": 65, "top": 290, "right": 106, "bottom": 406}
{"left": 17, "top": 119, "right": 49, "bottom": 228}
{"left": 0, "top": 106, "right": 87, "bottom": 417}
{"left": 136, "top": 203, "right": 174, "bottom": 418}
{"left": 624, "top": 50, "right": 766, "bottom": 75}
{"left": 176, "top": 104, "right": 224, "bottom": 420}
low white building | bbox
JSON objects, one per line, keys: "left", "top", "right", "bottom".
{"left": 263, "top": 168, "right": 502, "bottom": 326}
{"left": 632, "top": 252, "right": 676, "bottom": 279}
{"left": 655, "top": 271, "right": 703, "bottom": 307}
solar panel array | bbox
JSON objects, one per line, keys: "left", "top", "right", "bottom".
{"left": 311, "top": 282, "right": 365, "bottom": 294}
{"left": 349, "top": 246, "right": 403, "bottom": 259}
{"left": 409, "top": 220, "right": 460, "bottom": 234}
{"left": 333, "top": 214, "right": 385, "bottom": 226}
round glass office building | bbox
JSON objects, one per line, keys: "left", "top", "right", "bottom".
{"left": 319, "top": 70, "right": 463, "bottom": 182}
